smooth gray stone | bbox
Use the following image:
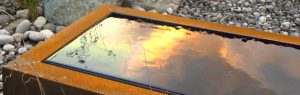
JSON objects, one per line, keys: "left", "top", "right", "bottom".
{"left": 15, "top": 20, "right": 31, "bottom": 33}
{"left": 4, "top": 19, "right": 26, "bottom": 33}
{"left": 0, "top": 15, "right": 10, "bottom": 25}
{"left": 33, "top": 16, "right": 47, "bottom": 29}
{"left": 16, "top": 9, "right": 29, "bottom": 19}
{"left": 44, "top": 0, "right": 180, "bottom": 25}
{"left": 0, "top": 29, "right": 10, "bottom": 35}
{"left": 0, "top": 35, "right": 14, "bottom": 45}
{"left": 28, "top": 31, "right": 46, "bottom": 42}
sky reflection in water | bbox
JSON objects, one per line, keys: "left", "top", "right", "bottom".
{"left": 47, "top": 17, "right": 300, "bottom": 95}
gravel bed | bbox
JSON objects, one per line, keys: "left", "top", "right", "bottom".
{"left": 172, "top": 0, "right": 300, "bottom": 37}
{"left": 0, "top": 0, "right": 65, "bottom": 92}
{"left": 0, "top": 1, "right": 65, "bottom": 64}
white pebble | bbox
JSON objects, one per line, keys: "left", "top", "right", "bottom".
{"left": 18, "top": 47, "right": 27, "bottom": 54}
{"left": 166, "top": 8, "right": 173, "bottom": 14}
{"left": 281, "top": 31, "right": 289, "bottom": 35}
{"left": 40, "top": 29, "right": 54, "bottom": 39}
{"left": 33, "top": 16, "right": 47, "bottom": 29}
{"left": 29, "top": 31, "right": 46, "bottom": 42}
{"left": 259, "top": 16, "right": 267, "bottom": 23}
{"left": 282, "top": 22, "right": 291, "bottom": 27}
{"left": 3, "top": 44, "right": 15, "bottom": 51}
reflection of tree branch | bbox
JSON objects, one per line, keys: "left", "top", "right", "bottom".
{"left": 65, "top": 24, "right": 117, "bottom": 65}
{"left": 66, "top": 33, "right": 92, "bottom": 64}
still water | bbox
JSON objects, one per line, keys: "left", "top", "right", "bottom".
{"left": 46, "top": 17, "right": 300, "bottom": 95}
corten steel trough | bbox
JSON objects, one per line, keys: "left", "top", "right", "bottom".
{"left": 3, "top": 5, "right": 300, "bottom": 95}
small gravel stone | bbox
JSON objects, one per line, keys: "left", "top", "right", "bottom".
{"left": 242, "top": 23, "right": 248, "bottom": 27}
{"left": 266, "top": 0, "right": 273, "bottom": 3}
{"left": 40, "top": 29, "right": 54, "bottom": 39}
{"left": 16, "top": 9, "right": 29, "bottom": 19}
{"left": 280, "top": 26, "right": 289, "bottom": 31}
{"left": 210, "top": 17, "right": 218, "bottom": 22}
{"left": 229, "top": 21, "right": 234, "bottom": 25}
{"left": 0, "top": 51, "right": 5, "bottom": 56}
{"left": 24, "top": 44, "right": 33, "bottom": 50}
{"left": 9, "top": 51, "right": 15, "bottom": 56}
{"left": 0, "top": 29, "right": 10, "bottom": 35}
{"left": 17, "top": 47, "right": 27, "bottom": 54}
{"left": 242, "top": 8, "right": 252, "bottom": 12}
{"left": 166, "top": 8, "right": 173, "bottom": 14}
{"left": 249, "top": 0, "right": 256, "bottom": 3}
{"left": 23, "top": 31, "right": 33, "bottom": 40}
{"left": 265, "top": 5, "right": 274, "bottom": 11}
{"left": 3, "top": 19, "right": 25, "bottom": 33}
{"left": 244, "top": 2, "right": 250, "bottom": 7}
{"left": 281, "top": 31, "right": 289, "bottom": 35}
{"left": 28, "top": 31, "right": 46, "bottom": 42}
{"left": 8, "top": 48, "right": 17, "bottom": 53}
{"left": 290, "top": 32, "right": 300, "bottom": 37}
{"left": 0, "top": 15, "right": 11, "bottom": 25}
{"left": 0, "top": 6, "right": 5, "bottom": 11}
{"left": 37, "top": 6, "right": 43, "bottom": 15}
{"left": 236, "top": 14, "right": 244, "bottom": 19}
{"left": 282, "top": 22, "right": 291, "bottom": 28}
{"left": 132, "top": 5, "right": 145, "bottom": 11}
{"left": 31, "top": 26, "right": 37, "bottom": 31}
{"left": 0, "top": 74, "right": 2, "bottom": 81}
{"left": 290, "top": 28, "right": 298, "bottom": 32}
{"left": 0, "top": 35, "right": 14, "bottom": 45}
{"left": 11, "top": 33, "right": 25, "bottom": 43}
{"left": 0, "top": 82, "right": 2, "bottom": 90}
{"left": 3, "top": 44, "right": 15, "bottom": 51}
{"left": 56, "top": 26, "right": 65, "bottom": 32}
{"left": 16, "top": 20, "right": 31, "bottom": 33}
{"left": 33, "top": 16, "right": 47, "bottom": 29}
{"left": 294, "top": 18, "right": 300, "bottom": 26}
{"left": 253, "top": 12, "right": 260, "bottom": 18}
{"left": 4, "top": 52, "right": 15, "bottom": 61}
{"left": 43, "top": 23, "right": 56, "bottom": 32}
{"left": 258, "top": 6, "right": 267, "bottom": 12}
{"left": 148, "top": 10, "right": 158, "bottom": 13}
{"left": 234, "top": 7, "right": 242, "bottom": 12}
{"left": 259, "top": 16, "right": 267, "bottom": 23}
{"left": 259, "top": 0, "right": 266, "bottom": 3}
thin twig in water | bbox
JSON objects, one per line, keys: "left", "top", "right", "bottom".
{"left": 143, "top": 47, "right": 153, "bottom": 92}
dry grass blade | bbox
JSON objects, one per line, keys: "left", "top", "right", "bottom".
{"left": 15, "top": 0, "right": 38, "bottom": 19}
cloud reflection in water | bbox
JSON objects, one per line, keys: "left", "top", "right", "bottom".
{"left": 47, "top": 17, "right": 300, "bottom": 95}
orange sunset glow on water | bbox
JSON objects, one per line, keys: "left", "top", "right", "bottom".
{"left": 47, "top": 17, "right": 300, "bottom": 95}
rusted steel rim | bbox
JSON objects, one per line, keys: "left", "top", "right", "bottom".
{"left": 3, "top": 5, "right": 300, "bottom": 95}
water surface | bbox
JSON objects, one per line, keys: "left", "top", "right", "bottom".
{"left": 46, "top": 17, "right": 300, "bottom": 95}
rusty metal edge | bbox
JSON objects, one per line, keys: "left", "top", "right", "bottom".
{"left": 2, "top": 4, "right": 300, "bottom": 95}
{"left": 3, "top": 5, "right": 162, "bottom": 95}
